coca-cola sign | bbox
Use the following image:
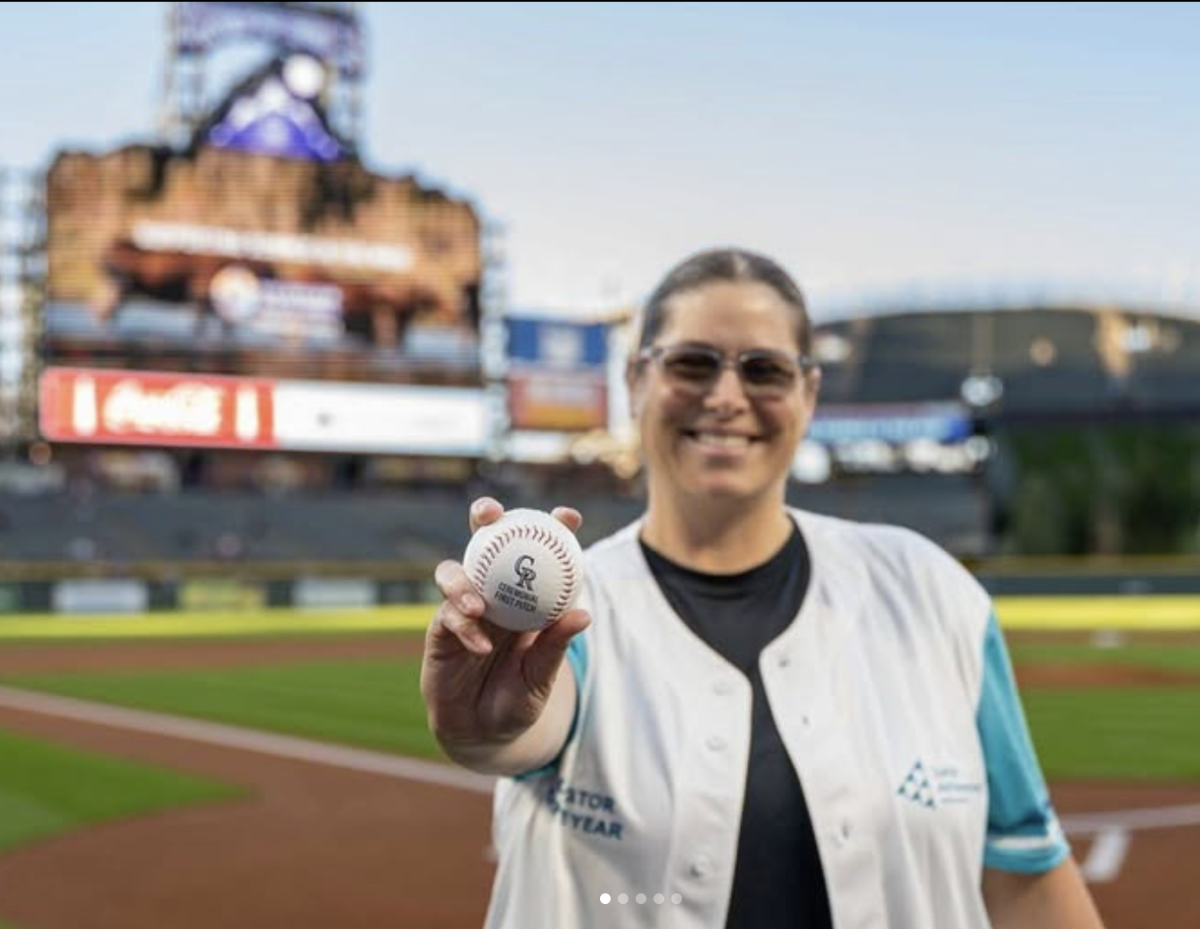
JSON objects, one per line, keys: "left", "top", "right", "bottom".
{"left": 103, "top": 380, "right": 226, "bottom": 436}
{"left": 39, "top": 366, "right": 488, "bottom": 454}
{"left": 39, "top": 368, "right": 277, "bottom": 448}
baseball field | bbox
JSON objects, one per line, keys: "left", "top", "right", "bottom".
{"left": 0, "top": 601, "right": 1197, "bottom": 929}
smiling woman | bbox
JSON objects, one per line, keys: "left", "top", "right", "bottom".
{"left": 421, "top": 248, "right": 1107, "bottom": 929}
{"left": 627, "top": 253, "right": 822, "bottom": 568}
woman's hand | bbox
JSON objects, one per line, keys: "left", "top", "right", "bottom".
{"left": 420, "top": 497, "right": 591, "bottom": 772}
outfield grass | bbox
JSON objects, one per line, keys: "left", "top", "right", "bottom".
{"left": 0, "top": 726, "right": 241, "bottom": 856}
{"left": 1024, "top": 688, "right": 1200, "bottom": 780}
{"left": 1010, "top": 641, "right": 1200, "bottom": 675}
{"left": 1, "top": 607, "right": 1198, "bottom": 784}
{"left": 0, "top": 659, "right": 443, "bottom": 760}
{"left": 1009, "top": 637, "right": 1200, "bottom": 779}
{"left": 3, "top": 650, "right": 1200, "bottom": 780}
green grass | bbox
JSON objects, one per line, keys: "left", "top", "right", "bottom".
{"left": 0, "top": 659, "right": 443, "bottom": 760}
{"left": 1011, "top": 641, "right": 1200, "bottom": 676}
{"left": 1023, "top": 688, "right": 1200, "bottom": 780}
{"left": 0, "top": 726, "right": 240, "bottom": 856}
{"left": 986, "top": 637, "right": 1200, "bottom": 780}
{"left": 3, "top": 633, "right": 1199, "bottom": 781}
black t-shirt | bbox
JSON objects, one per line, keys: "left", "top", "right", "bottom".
{"left": 640, "top": 526, "right": 834, "bottom": 929}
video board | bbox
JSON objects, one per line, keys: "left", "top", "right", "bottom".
{"left": 43, "top": 143, "right": 483, "bottom": 383}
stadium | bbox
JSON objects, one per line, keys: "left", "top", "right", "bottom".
{"left": 0, "top": 4, "right": 1197, "bottom": 929}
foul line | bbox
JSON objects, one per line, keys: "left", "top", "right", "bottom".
{"left": 1055, "top": 801, "right": 1200, "bottom": 884}
{"left": 0, "top": 685, "right": 495, "bottom": 795}
{"left": 1079, "top": 829, "right": 1129, "bottom": 883}
{"left": 1061, "top": 804, "right": 1200, "bottom": 835}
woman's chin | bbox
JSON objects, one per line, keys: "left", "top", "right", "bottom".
{"left": 683, "top": 474, "right": 757, "bottom": 501}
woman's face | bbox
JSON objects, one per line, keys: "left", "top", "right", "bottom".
{"left": 629, "top": 279, "right": 819, "bottom": 508}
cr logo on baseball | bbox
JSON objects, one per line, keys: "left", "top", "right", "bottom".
{"left": 514, "top": 554, "right": 537, "bottom": 591}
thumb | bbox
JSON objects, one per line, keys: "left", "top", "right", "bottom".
{"left": 523, "top": 609, "right": 590, "bottom": 693}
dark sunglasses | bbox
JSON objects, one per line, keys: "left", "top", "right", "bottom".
{"left": 636, "top": 343, "right": 818, "bottom": 398}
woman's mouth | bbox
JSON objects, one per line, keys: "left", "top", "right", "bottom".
{"left": 683, "top": 430, "right": 757, "bottom": 449}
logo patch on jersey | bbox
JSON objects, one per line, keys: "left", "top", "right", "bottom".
{"left": 897, "top": 760, "right": 937, "bottom": 809}
{"left": 897, "top": 758, "right": 983, "bottom": 810}
{"left": 544, "top": 778, "right": 626, "bottom": 840}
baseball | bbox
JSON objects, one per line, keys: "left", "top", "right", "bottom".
{"left": 462, "top": 508, "right": 584, "bottom": 632}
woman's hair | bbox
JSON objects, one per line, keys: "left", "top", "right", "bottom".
{"left": 637, "top": 248, "right": 813, "bottom": 354}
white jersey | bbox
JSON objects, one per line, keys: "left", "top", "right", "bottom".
{"left": 485, "top": 509, "right": 1067, "bottom": 929}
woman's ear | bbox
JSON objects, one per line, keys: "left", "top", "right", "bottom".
{"left": 625, "top": 357, "right": 642, "bottom": 418}
{"left": 800, "top": 365, "right": 822, "bottom": 418}
{"left": 807, "top": 364, "right": 822, "bottom": 397}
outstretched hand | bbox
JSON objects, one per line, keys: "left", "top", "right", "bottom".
{"left": 420, "top": 497, "right": 591, "bottom": 758}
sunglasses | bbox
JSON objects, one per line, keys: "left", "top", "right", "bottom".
{"left": 637, "top": 343, "right": 818, "bottom": 398}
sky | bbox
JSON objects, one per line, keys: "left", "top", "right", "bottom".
{"left": 4, "top": 2, "right": 1200, "bottom": 319}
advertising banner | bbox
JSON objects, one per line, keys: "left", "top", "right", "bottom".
{"left": 39, "top": 367, "right": 277, "bottom": 448}
{"left": 505, "top": 317, "right": 609, "bottom": 369}
{"left": 40, "top": 366, "right": 488, "bottom": 456}
{"left": 504, "top": 316, "right": 611, "bottom": 432}
{"left": 507, "top": 370, "right": 608, "bottom": 432}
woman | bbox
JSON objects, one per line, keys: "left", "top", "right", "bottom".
{"left": 421, "top": 248, "right": 1105, "bottom": 929}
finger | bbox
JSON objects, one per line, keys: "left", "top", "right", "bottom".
{"left": 469, "top": 497, "right": 504, "bottom": 534}
{"left": 477, "top": 616, "right": 521, "bottom": 651}
{"left": 541, "top": 608, "right": 590, "bottom": 647}
{"left": 550, "top": 506, "right": 582, "bottom": 534}
{"left": 523, "top": 608, "right": 591, "bottom": 687}
{"left": 431, "top": 560, "right": 491, "bottom": 655}
{"left": 433, "top": 559, "right": 486, "bottom": 614}
{"left": 428, "top": 599, "right": 494, "bottom": 656}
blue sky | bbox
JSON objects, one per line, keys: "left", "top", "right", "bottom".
{"left": 4, "top": 2, "right": 1199, "bottom": 318}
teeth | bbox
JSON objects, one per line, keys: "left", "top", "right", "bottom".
{"left": 693, "top": 432, "right": 751, "bottom": 448}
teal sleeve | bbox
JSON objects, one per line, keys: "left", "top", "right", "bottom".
{"left": 513, "top": 632, "right": 589, "bottom": 781}
{"left": 977, "top": 612, "right": 1070, "bottom": 873}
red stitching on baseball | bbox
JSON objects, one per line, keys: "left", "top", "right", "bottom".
{"left": 472, "top": 517, "right": 581, "bottom": 622}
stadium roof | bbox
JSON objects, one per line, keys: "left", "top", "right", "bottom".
{"left": 812, "top": 278, "right": 1200, "bottom": 325}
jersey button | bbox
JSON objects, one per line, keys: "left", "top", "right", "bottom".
{"left": 688, "top": 856, "right": 713, "bottom": 879}
{"left": 775, "top": 653, "right": 792, "bottom": 669}
{"left": 705, "top": 734, "right": 727, "bottom": 752}
{"left": 712, "top": 679, "right": 733, "bottom": 696}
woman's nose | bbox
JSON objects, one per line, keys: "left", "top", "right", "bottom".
{"left": 703, "top": 363, "right": 750, "bottom": 410}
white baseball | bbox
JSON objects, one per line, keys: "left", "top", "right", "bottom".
{"left": 462, "top": 508, "right": 584, "bottom": 632}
